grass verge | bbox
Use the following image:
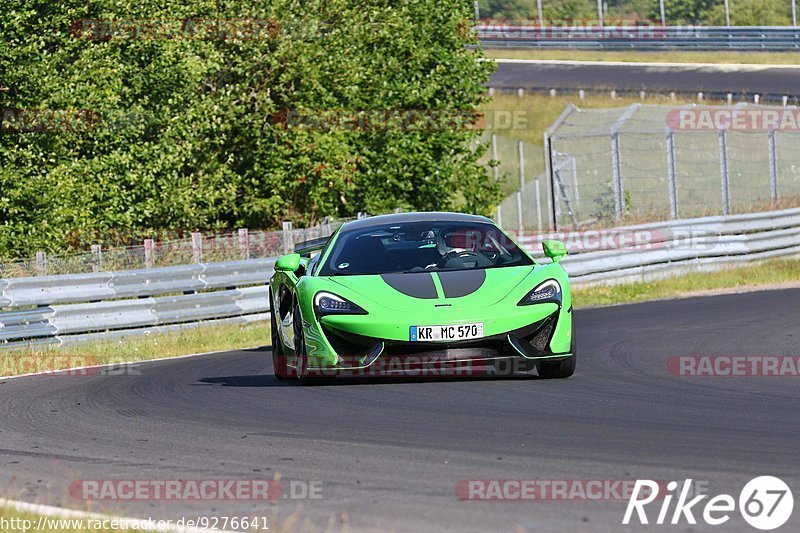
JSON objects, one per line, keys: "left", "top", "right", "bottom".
{"left": 0, "top": 321, "right": 269, "bottom": 378}
{"left": 0, "top": 507, "right": 129, "bottom": 532}
{"left": 573, "top": 258, "right": 800, "bottom": 308}
{"left": 483, "top": 49, "right": 800, "bottom": 65}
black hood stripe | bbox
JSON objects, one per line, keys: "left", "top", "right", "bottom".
{"left": 437, "top": 270, "right": 486, "bottom": 298}
{"left": 380, "top": 273, "right": 438, "bottom": 299}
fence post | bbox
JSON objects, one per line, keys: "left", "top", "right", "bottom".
{"left": 91, "top": 244, "right": 103, "bottom": 272}
{"left": 516, "top": 190, "right": 523, "bottom": 231}
{"left": 191, "top": 231, "right": 203, "bottom": 263}
{"left": 534, "top": 178, "right": 543, "bottom": 231}
{"left": 609, "top": 103, "right": 640, "bottom": 222}
{"left": 718, "top": 130, "right": 731, "bottom": 215}
{"left": 518, "top": 140, "right": 525, "bottom": 192}
{"left": 35, "top": 251, "right": 47, "bottom": 276}
{"left": 496, "top": 205, "right": 503, "bottom": 226}
{"left": 597, "top": 0, "right": 604, "bottom": 28}
{"left": 768, "top": 129, "right": 779, "bottom": 202}
{"left": 144, "top": 239, "right": 154, "bottom": 269}
{"left": 491, "top": 134, "right": 499, "bottom": 181}
{"left": 238, "top": 228, "right": 250, "bottom": 260}
{"left": 666, "top": 130, "right": 679, "bottom": 219}
{"left": 611, "top": 132, "right": 624, "bottom": 220}
{"left": 544, "top": 104, "right": 577, "bottom": 231}
{"left": 282, "top": 221, "right": 294, "bottom": 254}
{"left": 724, "top": 0, "right": 730, "bottom": 27}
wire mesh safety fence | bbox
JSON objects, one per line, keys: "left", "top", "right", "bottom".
{"left": 543, "top": 103, "right": 800, "bottom": 230}
{"left": 0, "top": 218, "right": 350, "bottom": 279}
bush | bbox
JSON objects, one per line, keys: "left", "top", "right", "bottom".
{"left": 0, "top": 0, "right": 498, "bottom": 258}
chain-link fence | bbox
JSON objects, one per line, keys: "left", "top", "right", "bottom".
{"left": 479, "top": 133, "right": 550, "bottom": 232}
{"left": 545, "top": 103, "right": 800, "bottom": 229}
{"left": 0, "top": 218, "right": 352, "bottom": 278}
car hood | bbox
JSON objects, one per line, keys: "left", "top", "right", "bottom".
{"left": 323, "top": 266, "right": 536, "bottom": 311}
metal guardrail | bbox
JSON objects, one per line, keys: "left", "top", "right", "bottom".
{"left": 2, "top": 208, "right": 798, "bottom": 348}
{"left": 477, "top": 25, "right": 800, "bottom": 50}
{"left": 0, "top": 258, "right": 275, "bottom": 348}
{"left": 519, "top": 207, "right": 800, "bottom": 285}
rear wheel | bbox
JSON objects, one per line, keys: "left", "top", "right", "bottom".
{"left": 537, "top": 318, "right": 576, "bottom": 379}
{"left": 270, "top": 294, "right": 291, "bottom": 380}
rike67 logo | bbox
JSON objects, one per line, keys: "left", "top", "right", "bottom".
{"left": 623, "top": 477, "right": 793, "bottom": 530}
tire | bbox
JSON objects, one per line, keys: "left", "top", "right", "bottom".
{"left": 292, "top": 301, "right": 311, "bottom": 384}
{"left": 537, "top": 318, "right": 576, "bottom": 379}
{"left": 270, "top": 294, "right": 291, "bottom": 380}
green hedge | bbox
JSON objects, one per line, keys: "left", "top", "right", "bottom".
{"left": 0, "top": 0, "right": 498, "bottom": 258}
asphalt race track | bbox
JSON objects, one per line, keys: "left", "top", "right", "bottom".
{"left": 491, "top": 60, "right": 800, "bottom": 97}
{"left": 1, "top": 289, "right": 799, "bottom": 532}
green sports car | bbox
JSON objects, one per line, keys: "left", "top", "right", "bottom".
{"left": 269, "top": 212, "right": 575, "bottom": 382}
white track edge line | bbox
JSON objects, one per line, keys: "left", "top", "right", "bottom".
{"left": 0, "top": 347, "right": 250, "bottom": 381}
{"left": 491, "top": 58, "right": 800, "bottom": 70}
{"left": 0, "top": 498, "right": 238, "bottom": 533}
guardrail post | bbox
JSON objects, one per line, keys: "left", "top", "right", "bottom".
{"left": 768, "top": 130, "right": 779, "bottom": 202}
{"left": 537, "top": 0, "right": 543, "bottom": 26}
{"left": 191, "top": 232, "right": 203, "bottom": 263}
{"left": 666, "top": 129, "right": 679, "bottom": 219}
{"left": 144, "top": 239, "right": 154, "bottom": 269}
{"left": 282, "top": 221, "right": 294, "bottom": 254}
{"left": 35, "top": 251, "right": 47, "bottom": 276}
{"left": 718, "top": 130, "right": 731, "bottom": 215}
{"left": 91, "top": 244, "right": 103, "bottom": 272}
{"left": 238, "top": 228, "right": 250, "bottom": 260}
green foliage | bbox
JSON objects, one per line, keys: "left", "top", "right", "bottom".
{"left": 0, "top": 0, "right": 498, "bottom": 258}
{"left": 478, "top": 0, "right": 538, "bottom": 19}
{"left": 705, "top": 0, "right": 792, "bottom": 25}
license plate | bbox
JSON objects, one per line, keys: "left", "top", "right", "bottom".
{"left": 409, "top": 323, "right": 484, "bottom": 342}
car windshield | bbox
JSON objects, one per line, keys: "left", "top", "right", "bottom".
{"left": 317, "top": 221, "right": 533, "bottom": 276}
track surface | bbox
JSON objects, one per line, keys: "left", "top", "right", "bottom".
{"left": 2, "top": 289, "right": 800, "bottom": 532}
{"left": 491, "top": 60, "right": 800, "bottom": 95}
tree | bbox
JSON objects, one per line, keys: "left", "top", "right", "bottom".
{"left": 0, "top": 0, "right": 498, "bottom": 258}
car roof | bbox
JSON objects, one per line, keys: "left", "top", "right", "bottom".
{"left": 340, "top": 212, "right": 495, "bottom": 232}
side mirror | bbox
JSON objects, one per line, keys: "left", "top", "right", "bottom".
{"left": 542, "top": 240, "right": 568, "bottom": 262}
{"left": 275, "top": 253, "right": 301, "bottom": 272}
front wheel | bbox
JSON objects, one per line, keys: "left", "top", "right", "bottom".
{"left": 270, "top": 295, "right": 291, "bottom": 380}
{"left": 292, "top": 301, "right": 311, "bottom": 384}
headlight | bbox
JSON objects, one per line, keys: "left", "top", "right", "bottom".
{"left": 314, "top": 291, "right": 367, "bottom": 316}
{"left": 518, "top": 279, "right": 561, "bottom": 306}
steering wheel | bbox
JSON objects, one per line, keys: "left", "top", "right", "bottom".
{"left": 439, "top": 250, "right": 492, "bottom": 268}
